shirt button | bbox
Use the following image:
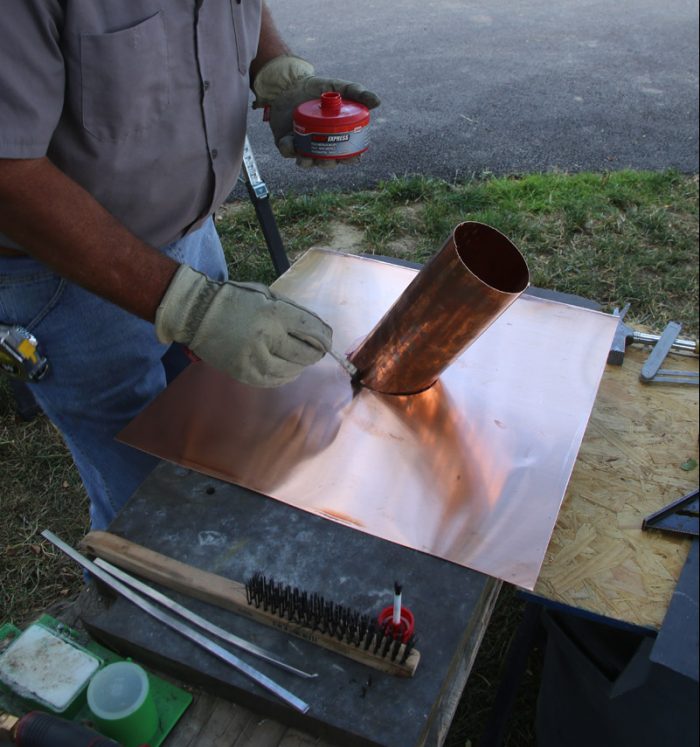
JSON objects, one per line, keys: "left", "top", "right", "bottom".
{"left": 203, "top": 80, "right": 211, "bottom": 91}
{"left": 211, "top": 149, "right": 218, "bottom": 160}
{"left": 240, "top": 64, "right": 248, "bottom": 75}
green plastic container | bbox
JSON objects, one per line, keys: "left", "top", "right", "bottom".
{"left": 87, "top": 661, "right": 158, "bottom": 747}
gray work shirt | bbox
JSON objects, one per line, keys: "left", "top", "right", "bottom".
{"left": 0, "top": 0, "right": 262, "bottom": 249}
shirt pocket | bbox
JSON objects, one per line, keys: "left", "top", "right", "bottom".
{"left": 230, "top": 0, "right": 262, "bottom": 76}
{"left": 80, "top": 12, "right": 170, "bottom": 142}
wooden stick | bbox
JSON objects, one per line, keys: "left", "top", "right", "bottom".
{"left": 81, "top": 531, "right": 420, "bottom": 677}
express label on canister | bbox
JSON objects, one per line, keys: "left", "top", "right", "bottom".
{"left": 294, "top": 126, "right": 369, "bottom": 159}
{"left": 293, "top": 92, "right": 370, "bottom": 160}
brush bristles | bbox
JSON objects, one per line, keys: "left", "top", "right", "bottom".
{"left": 245, "top": 573, "right": 415, "bottom": 663}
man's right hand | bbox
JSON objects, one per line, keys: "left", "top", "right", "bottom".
{"left": 155, "top": 265, "right": 332, "bottom": 388}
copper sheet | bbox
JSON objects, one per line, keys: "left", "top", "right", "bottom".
{"left": 119, "top": 249, "right": 618, "bottom": 589}
{"left": 350, "top": 222, "right": 530, "bottom": 394}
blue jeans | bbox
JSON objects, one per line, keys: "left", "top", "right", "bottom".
{"left": 0, "top": 218, "right": 227, "bottom": 530}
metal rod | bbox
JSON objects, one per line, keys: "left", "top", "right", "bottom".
{"left": 632, "top": 330, "right": 698, "bottom": 354}
{"left": 40, "top": 530, "right": 310, "bottom": 713}
{"left": 613, "top": 305, "right": 698, "bottom": 354}
{"left": 328, "top": 347, "right": 359, "bottom": 379}
{"left": 93, "top": 557, "right": 316, "bottom": 679}
{"left": 348, "top": 222, "right": 530, "bottom": 394}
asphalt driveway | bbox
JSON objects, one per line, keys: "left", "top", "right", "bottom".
{"left": 245, "top": 0, "right": 699, "bottom": 192}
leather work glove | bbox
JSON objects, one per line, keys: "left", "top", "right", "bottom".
{"left": 252, "top": 55, "right": 380, "bottom": 168}
{"left": 155, "top": 265, "right": 332, "bottom": 388}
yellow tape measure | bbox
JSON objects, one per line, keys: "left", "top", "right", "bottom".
{"left": 0, "top": 324, "right": 49, "bottom": 381}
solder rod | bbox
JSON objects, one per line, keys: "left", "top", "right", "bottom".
{"left": 41, "top": 530, "right": 310, "bottom": 713}
{"left": 93, "top": 557, "right": 316, "bottom": 679}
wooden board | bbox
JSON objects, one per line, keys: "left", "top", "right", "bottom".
{"left": 164, "top": 690, "right": 326, "bottom": 747}
{"left": 535, "top": 343, "right": 698, "bottom": 629}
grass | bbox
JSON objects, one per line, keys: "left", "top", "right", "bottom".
{"left": 1, "top": 170, "right": 697, "bottom": 746}
{"left": 219, "top": 170, "right": 699, "bottom": 330}
{"left": 0, "top": 386, "right": 89, "bottom": 623}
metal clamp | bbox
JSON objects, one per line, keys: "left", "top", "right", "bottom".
{"left": 240, "top": 137, "right": 269, "bottom": 199}
{"left": 640, "top": 321, "right": 699, "bottom": 386}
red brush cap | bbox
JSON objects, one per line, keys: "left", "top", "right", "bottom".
{"left": 378, "top": 605, "right": 415, "bottom": 644}
{"left": 294, "top": 92, "right": 370, "bottom": 131}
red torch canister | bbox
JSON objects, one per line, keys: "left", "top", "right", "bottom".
{"left": 293, "top": 91, "right": 370, "bottom": 160}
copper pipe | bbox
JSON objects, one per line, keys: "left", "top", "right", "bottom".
{"left": 349, "top": 222, "right": 530, "bottom": 395}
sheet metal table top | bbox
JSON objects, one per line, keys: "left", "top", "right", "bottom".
{"left": 120, "top": 249, "right": 618, "bottom": 590}
{"left": 80, "top": 462, "right": 500, "bottom": 747}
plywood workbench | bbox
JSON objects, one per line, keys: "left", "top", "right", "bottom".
{"left": 535, "top": 342, "right": 698, "bottom": 630}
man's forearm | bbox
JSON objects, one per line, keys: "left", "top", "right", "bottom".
{"left": 249, "top": 1, "right": 292, "bottom": 82}
{"left": 0, "top": 157, "right": 179, "bottom": 322}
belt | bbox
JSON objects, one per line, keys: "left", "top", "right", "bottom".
{"left": 0, "top": 246, "right": 26, "bottom": 257}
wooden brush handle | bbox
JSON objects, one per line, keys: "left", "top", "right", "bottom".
{"left": 81, "top": 531, "right": 420, "bottom": 677}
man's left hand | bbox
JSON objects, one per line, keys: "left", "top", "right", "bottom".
{"left": 253, "top": 55, "right": 380, "bottom": 168}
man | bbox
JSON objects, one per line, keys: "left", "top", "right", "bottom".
{"left": 0, "top": 1, "right": 379, "bottom": 529}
